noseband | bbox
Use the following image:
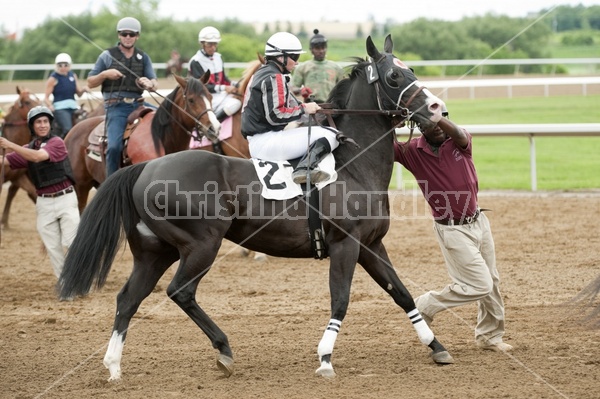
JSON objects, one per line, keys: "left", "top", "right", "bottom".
{"left": 374, "top": 77, "right": 426, "bottom": 120}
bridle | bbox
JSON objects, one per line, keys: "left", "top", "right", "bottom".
{"left": 313, "top": 59, "right": 428, "bottom": 144}
{"left": 180, "top": 83, "right": 213, "bottom": 134}
{"left": 148, "top": 79, "right": 214, "bottom": 137}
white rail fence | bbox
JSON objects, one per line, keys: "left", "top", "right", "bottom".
{"left": 395, "top": 124, "right": 600, "bottom": 191}
{"left": 426, "top": 76, "right": 600, "bottom": 100}
{"left": 1, "top": 62, "right": 598, "bottom": 191}
{"left": 1, "top": 76, "right": 599, "bottom": 105}
{"left": 0, "top": 57, "right": 599, "bottom": 80}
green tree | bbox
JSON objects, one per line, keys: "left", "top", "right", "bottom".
{"left": 584, "top": 6, "right": 600, "bottom": 30}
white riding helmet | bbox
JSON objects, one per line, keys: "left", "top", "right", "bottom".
{"left": 265, "top": 32, "right": 305, "bottom": 56}
{"left": 55, "top": 53, "right": 72, "bottom": 65}
{"left": 116, "top": 17, "right": 141, "bottom": 33}
{"left": 199, "top": 26, "right": 221, "bottom": 43}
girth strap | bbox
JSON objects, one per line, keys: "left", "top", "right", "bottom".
{"left": 301, "top": 183, "right": 328, "bottom": 260}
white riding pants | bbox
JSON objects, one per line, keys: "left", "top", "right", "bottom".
{"left": 212, "top": 92, "right": 242, "bottom": 116}
{"left": 247, "top": 126, "right": 339, "bottom": 161}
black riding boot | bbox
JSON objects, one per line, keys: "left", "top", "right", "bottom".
{"left": 292, "top": 138, "right": 332, "bottom": 184}
{"left": 214, "top": 108, "right": 228, "bottom": 122}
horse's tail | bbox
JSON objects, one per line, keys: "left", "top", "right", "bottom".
{"left": 57, "top": 163, "right": 148, "bottom": 300}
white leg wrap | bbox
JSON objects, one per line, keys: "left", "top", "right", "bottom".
{"left": 318, "top": 319, "right": 341, "bottom": 357}
{"left": 407, "top": 309, "right": 434, "bottom": 345}
{"left": 103, "top": 330, "right": 125, "bottom": 381}
{"left": 316, "top": 319, "right": 341, "bottom": 377}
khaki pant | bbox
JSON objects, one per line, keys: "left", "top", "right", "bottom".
{"left": 414, "top": 212, "right": 506, "bottom": 345}
{"left": 36, "top": 191, "right": 80, "bottom": 279}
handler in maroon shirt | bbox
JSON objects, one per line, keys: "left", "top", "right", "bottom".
{"left": 393, "top": 114, "right": 513, "bottom": 352}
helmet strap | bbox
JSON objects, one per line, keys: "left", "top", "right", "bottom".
{"left": 268, "top": 56, "right": 290, "bottom": 74}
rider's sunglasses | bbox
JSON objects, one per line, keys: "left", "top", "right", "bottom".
{"left": 57, "top": 63, "right": 69, "bottom": 67}
{"left": 119, "top": 31, "right": 138, "bottom": 38}
{"left": 288, "top": 54, "right": 300, "bottom": 62}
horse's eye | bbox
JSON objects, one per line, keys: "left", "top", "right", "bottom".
{"left": 385, "top": 70, "right": 400, "bottom": 88}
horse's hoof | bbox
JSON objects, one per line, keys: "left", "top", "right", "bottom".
{"left": 217, "top": 354, "right": 234, "bottom": 377}
{"left": 315, "top": 364, "right": 336, "bottom": 378}
{"left": 239, "top": 248, "right": 250, "bottom": 257}
{"left": 253, "top": 253, "right": 268, "bottom": 262}
{"left": 431, "top": 350, "right": 455, "bottom": 365}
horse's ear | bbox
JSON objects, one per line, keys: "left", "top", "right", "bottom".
{"left": 383, "top": 34, "right": 394, "bottom": 54}
{"left": 366, "top": 36, "right": 381, "bottom": 61}
{"left": 16, "top": 86, "right": 21, "bottom": 95}
{"left": 257, "top": 52, "right": 265, "bottom": 65}
{"left": 173, "top": 74, "right": 186, "bottom": 88}
{"left": 200, "top": 70, "right": 211, "bottom": 84}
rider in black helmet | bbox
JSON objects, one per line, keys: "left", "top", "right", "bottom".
{"left": 292, "top": 29, "right": 345, "bottom": 104}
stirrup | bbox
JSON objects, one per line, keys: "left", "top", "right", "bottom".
{"left": 292, "top": 168, "right": 331, "bottom": 184}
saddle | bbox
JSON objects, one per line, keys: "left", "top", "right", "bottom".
{"left": 252, "top": 157, "right": 334, "bottom": 260}
{"left": 86, "top": 107, "right": 154, "bottom": 165}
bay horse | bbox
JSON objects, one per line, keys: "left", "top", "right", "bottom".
{"left": 63, "top": 73, "right": 219, "bottom": 213}
{"left": 0, "top": 87, "right": 41, "bottom": 229}
{"left": 187, "top": 59, "right": 258, "bottom": 159}
{"left": 59, "top": 35, "right": 453, "bottom": 381}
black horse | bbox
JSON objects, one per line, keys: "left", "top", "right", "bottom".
{"left": 59, "top": 35, "right": 453, "bottom": 381}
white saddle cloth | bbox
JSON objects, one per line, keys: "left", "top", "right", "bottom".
{"left": 251, "top": 153, "right": 337, "bottom": 200}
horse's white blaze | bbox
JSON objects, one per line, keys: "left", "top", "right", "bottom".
{"left": 204, "top": 96, "right": 221, "bottom": 132}
{"left": 136, "top": 221, "right": 157, "bottom": 238}
{"left": 103, "top": 330, "right": 125, "bottom": 381}
{"left": 423, "top": 88, "right": 445, "bottom": 123}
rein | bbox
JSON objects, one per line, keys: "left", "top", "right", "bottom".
{"left": 315, "top": 106, "right": 409, "bottom": 147}
{"left": 147, "top": 84, "right": 213, "bottom": 138}
{"left": 1, "top": 120, "right": 28, "bottom": 127}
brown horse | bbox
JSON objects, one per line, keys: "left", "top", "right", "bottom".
{"left": 64, "top": 73, "right": 220, "bottom": 212}
{"left": 0, "top": 87, "right": 41, "bottom": 229}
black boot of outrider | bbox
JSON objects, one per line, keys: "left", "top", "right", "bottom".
{"left": 292, "top": 138, "right": 332, "bottom": 184}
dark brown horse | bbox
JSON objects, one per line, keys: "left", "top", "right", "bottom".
{"left": 64, "top": 73, "right": 219, "bottom": 212}
{"left": 59, "top": 36, "right": 453, "bottom": 381}
{"left": 0, "top": 87, "right": 41, "bottom": 229}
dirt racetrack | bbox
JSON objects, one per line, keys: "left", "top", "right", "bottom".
{"left": 1, "top": 188, "right": 599, "bottom": 399}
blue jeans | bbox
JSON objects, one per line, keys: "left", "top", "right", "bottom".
{"left": 53, "top": 109, "right": 74, "bottom": 139}
{"left": 105, "top": 102, "right": 140, "bottom": 177}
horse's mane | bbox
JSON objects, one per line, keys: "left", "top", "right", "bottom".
{"left": 150, "top": 86, "right": 178, "bottom": 150}
{"left": 327, "top": 57, "right": 370, "bottom": 110}
{"left": 236, "top": 55, "right": 264, "bottom": 97}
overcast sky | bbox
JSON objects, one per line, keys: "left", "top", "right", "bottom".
{"left": 2, "top": 0, "right": 598, "bottom": 34}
